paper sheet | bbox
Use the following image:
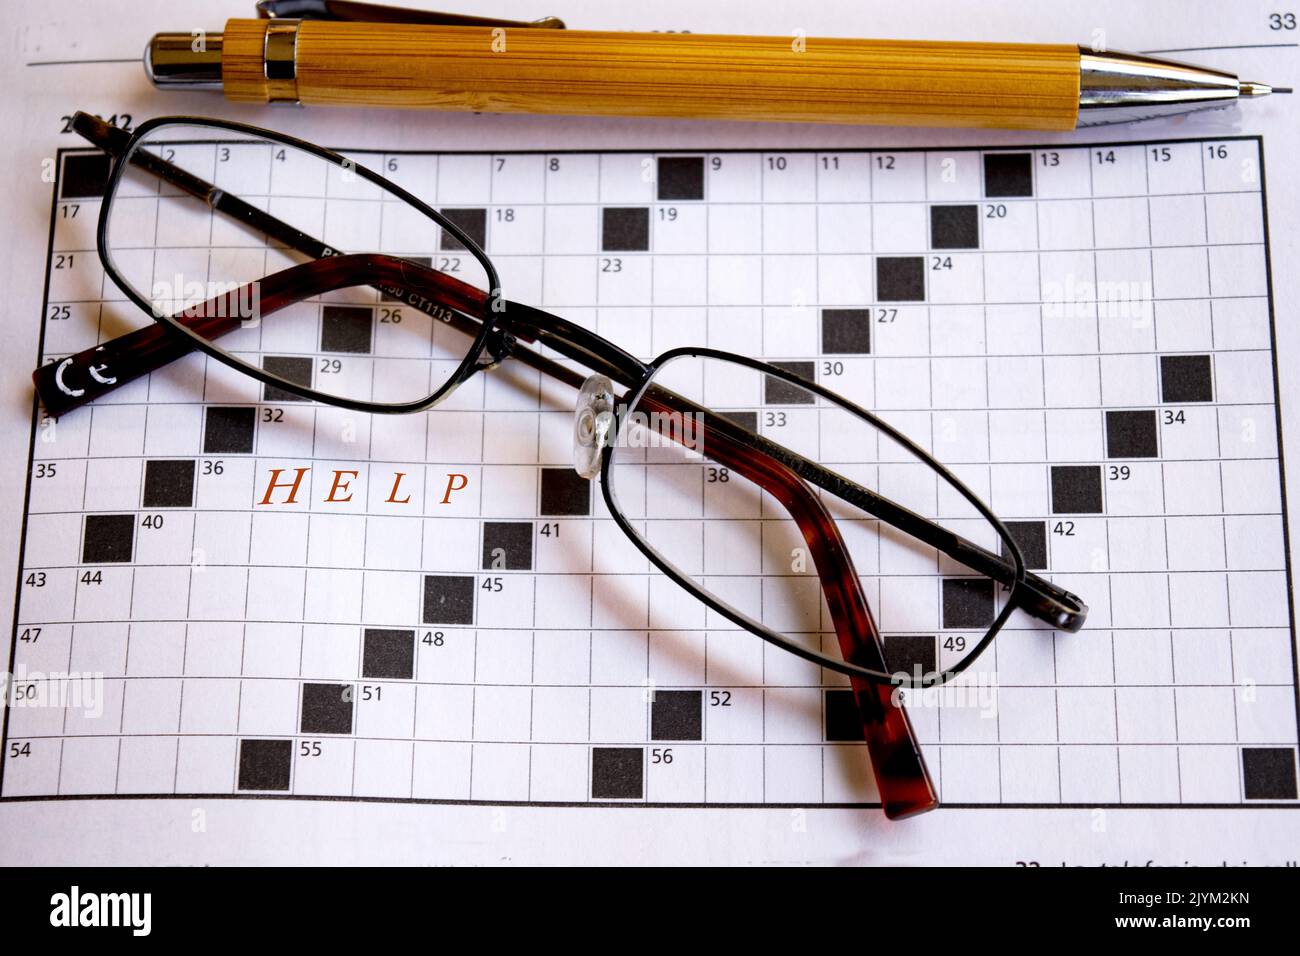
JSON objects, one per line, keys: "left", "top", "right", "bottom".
{"left": 0, "top": 0, "right": 1297, "bottom": 865}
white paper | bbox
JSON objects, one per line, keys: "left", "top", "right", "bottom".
{"left": 0, "top": 0, "right": 1297, "bottom": 865}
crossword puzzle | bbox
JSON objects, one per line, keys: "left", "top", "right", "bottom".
{"left": 4, "top": 134, "right": 1298, "bottom": 807}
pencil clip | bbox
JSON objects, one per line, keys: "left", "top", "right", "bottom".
{"left": 254, "top": 0, "right": 566, "bottom": 29}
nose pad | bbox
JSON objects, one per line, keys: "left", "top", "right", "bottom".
{"left": 573, "top": 374, "right": 616, "bottom": 480}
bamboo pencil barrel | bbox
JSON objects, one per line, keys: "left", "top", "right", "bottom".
{"left": 220, "top": 19, "right": 1082, "bottom": 130}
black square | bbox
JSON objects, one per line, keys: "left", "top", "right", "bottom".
{"left": 82, "top": 514, "right": 134, "bottom": 564}
{"left": 602, "top": 207, "right": 650, "bottom": 251}
{"left": 876, "top": 256, "right": 926, "bottom": 302}
{"left": 650, "top": 690, "right": 703, "bottom": 741}
{"left": 439, "top": 208, "right": 487, "bottom": 251}
{"left": 764, "top": 360, "right": 816, "bottom": 405}
{"left": 942, "top": 578, "right": 995, "bottom": 629}
{"left": 203, "top": 407, "right": 256, "bottom": 454}
{"left": 591, "top": 747, "right": 644, "bottom": 799}
{"left": 1242, "top": 747, "right": 1298, "bottom": 799}
{"left": 362, "top": 628, "right": 415, "bottom": 680}
{"left": 824, "top": 689, "right": 864, "bottom": 741}
{"left": 1000, "top": 520, "right": 1049, "bottom": 570}
{"left": 657, "top": 156, "right": 705, "bottom": 200}
{"left": 142, "top": 459, "right": 196, "bottom": 508}
{"left": 1160, "top": 354, "right": 1213, "bottom": 403}
{"left": 300, "top": 682, "right": 354, "bottom": 735}
{"left": 1106, "top": 409, "right": 1159, "bottom": 458}
{"left": 930, "top": 204, "right": 980, "bottom": 249}
{"left": 321, "top": 305, "right": 373, "bottom": 354}
{"left": 237, "top": 738, "right": 292, "bottom": 791}
{"left": 539, "top": 467, "right": 590, "bottom": 516}
{"left": 983, "top": 153, "right": 1033, "bottom": 197}
{"left": 482, "top": 521, "right": 533, "bottom": 570}
{"left": 61, "top": 152, "right": 111, "bottom": 199}
{"left": 719, "top": 410, "right": 758, "bottom": 432}
{"left": 884, "top": 635, "right": 937, "bottom": 680}
{"left": 1050, "top": 465, "right": 1104, "bottom": 514}
{"left": 821, "top": 308, "right": 871, "bottom": 354}
{"left": 422, "top": 575, "right": 475, "bottom": 625}
{"left": 262, "top": 355, "right": 312, "bottom": 403}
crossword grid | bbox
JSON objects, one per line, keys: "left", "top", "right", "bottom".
{"left": 3, "top": 135, "right": 1298, "bottom": 807}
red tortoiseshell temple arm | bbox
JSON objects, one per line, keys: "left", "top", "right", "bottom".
{"left": 32, "top": 253, "right": 504, "bottom": 417}
{"left": 642, "top": 393, "right": 937, "bottom": 818}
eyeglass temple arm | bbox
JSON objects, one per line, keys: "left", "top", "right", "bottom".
{"left": 59, "top": 113, "right": 1081, "bottom": 632}
{"left": 507, "top": 303, "right": 1086, "bottom": 632}
{"left": 639, "top": 392, "right": 937, "bottom": 818}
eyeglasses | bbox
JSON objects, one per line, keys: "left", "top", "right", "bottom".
{"left": 36, "top": 111, "right": 1089, "bottom": 819}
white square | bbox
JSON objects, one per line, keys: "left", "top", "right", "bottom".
{"left": 532, "top": 687, "right": 588, "bottom": 743}
{"left": 1178, "top": 745, "right": 1241, "bottom": 803}
{"left": 938, "top": 745, "right": 1001, "bottom": 803}
{"left": 188, "top": 565, "right": 248, "bottom": 621}
{"left": 589, "top": 686, "right": 646, "bottom": 742}
{"left": 999, "top": 745, "right": 1060, "bottom": 802}
{"left": 412, "top": 741, "right": 471, "bottom": 799}
{"left": 1152, "top": 246, "right": 1209, "bottom": 299}
{"left": 653, "top": 257, "right": 706, "bottom": 307}
{"left": 599, "top": 153, "right": 655, "bottom": 203}
{"left": 1101, "top": 353, "right": 1158, "bottom": 406}
{"left": 469, "top": 742, "right": 530, "bottom": 800}
{"left": 246, "top": 567, "right": 305, "bottom": 623}
{"left": 762, "top": 254, "right": 816, "bottom": 307}
{"left": 415, "top": 683, "right": 473, "bottom": 739}
{"left": 1209, "top": 244, "right": 1267, "bottom": 297}
{"left": 174, "top": 736, "right": 236, "bottom": 794}
{"left": 1093, "top": 196, "right": 1149, "bottom": 249}
{"left": 1090, "top": 146, "right": 1146, "bottom": 197}
{"left": 1222, "top": 459, "right": 1280, "bottom": 514}
{"left": 473, "top": 685, "right": 532, "bottom": 742}
{"left": 870, "top": 150, "right": 926, "bottom": 201}
{"left": 541, "top": 256, "right": 596, "bottom": 309}
{"left": 180, "top": 677, "right": 240, "bottom": 734}
{"left": 540, "top": 153, "right": 595, "bottom": 201}
{"left": 930, "top": 306, "right": 985, "bottom": 355}
{"left": 871, "top": 203, "right": 926, "bottom": 252}
{"left": 981, "top": 199, "right": 1037, "bottom": 252}
{"left": 116, "top": 736, "right": 178, "bottom": 794}
{"left": 1119, "top": 746, "right": 1180, "bottom": 803}
{"left": 1154, "top": 299, "right": 1212, "bottom": 352}
{"left": 988, "top": 412, "right": 1045, "bottom": 463}
{"left": 1057, "top": 687, "right": 1116, "bottom": 743}
{"left": 1037, "top": 199, "right": 1093, "bottom": 250}
{"left": 1225, "top": 515, "right": 1285, "bottom": 571}
{"left": 1116, "top": 687, "right": 1177, "bottom": 743}
{"left": 1163, "top": 461, "right": 1222, "bottom": 515}
{"left": 763, "top": 745, "right": 823, "bottom": 803}
{"left": 1045, "top": 409, "right": 1102, "bottom": 461}
{"left": 1202, "top": 141, "right": 1260, "bottom": 192}
{"left": 530, "top": 744, "right": 589, "bottom": 801}
{"left": 301, "top": 624, "right": 359, "bottom": 680}
{"left": 982, "top": 252, "right": 1034, "bottom": 304}
{"left": 1110, "top": 572, "right": 1169, "bottom": 628}
{"left": 705, "top": 745, "right": 763, "bottom": 802}
{"left": 353, "top": 738, "right": 413, "bottom": 801}
{"left": 1149, "top": 194, "right": 1205, "bottom": 246}
{"left": 708, "top": 205, "right": 762, "bottom": 254}
{"left": 1226, "top": 571, "right": 1289, "bottom": 627}
{"left": 1205, "top": 191, "right": 1264, "bottom": 244}
{"left": 817, "top": 204, "right": 870, "bottom": 253}
{"left": 1211, "top": 297, "right": 1270, "bottom": 351}
{"left": 762, "top": 204, "right": 816, "bottom": 253}
{"left": 1044, "top": 355, "right": 1099, "bottom": 407}
{"left": 708, "top": 255, "right": 762, "bottom": 306}
{"left": 1169, "top": 572, "right": 1229, "bottom": 628}
{"left": 1175, "top": 687, "right": 1237, "bottom": 743}
{"left": 1166, "top": 516, "right": 1225, "bottom": 571}
{"left": 985, "top": 305, "right": 1041, "bottom": 355}
{"left": 1059, "top": 745, "right": 1120, "bottom": 803}
{"left": 997, "top": 687, "right": 1058, "bottom": 743}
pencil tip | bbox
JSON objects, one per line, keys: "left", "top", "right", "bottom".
{"left": 1240, "top": 81, "right": 1292, "bottom": 97}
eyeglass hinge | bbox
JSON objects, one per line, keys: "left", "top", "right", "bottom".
{"left": 254, "top": 0, "right": 566, "bottom": 29}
